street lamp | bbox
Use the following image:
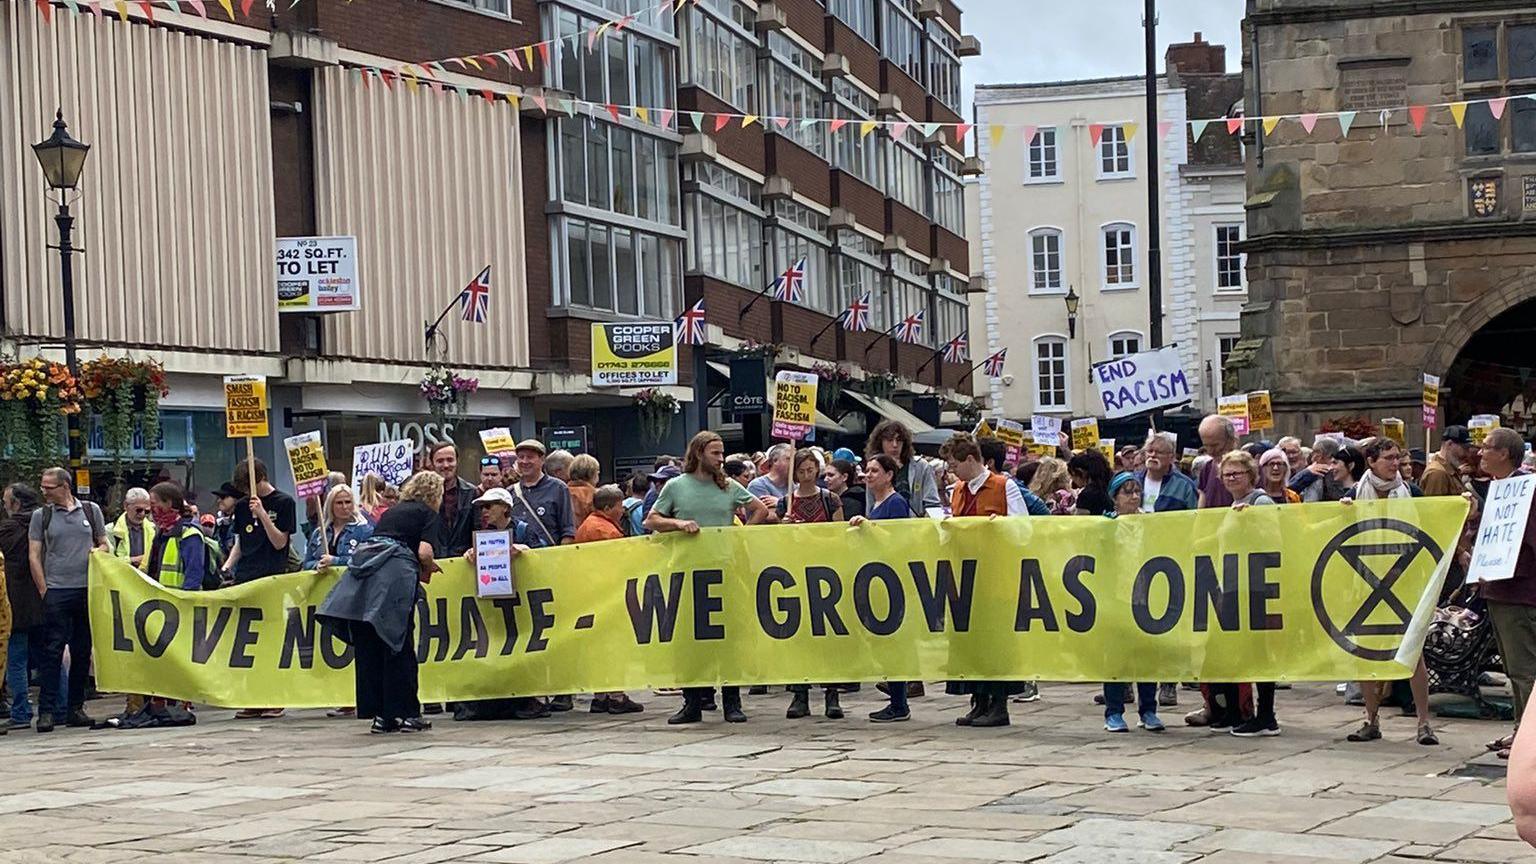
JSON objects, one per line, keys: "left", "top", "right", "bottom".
{"left": 32, "top": 110, "right": 91, "bottom": 485}
{"left": 1063, "top": 285, "right": 1080, "bottom": 339}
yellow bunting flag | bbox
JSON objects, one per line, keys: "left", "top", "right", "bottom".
{"left": 1262, "top": 115, "right": 1281, "bottom": 135}
{"left": 1450, "top": 102, "right": 1468, "bottom": 128}
{"left": 860, "top": 119, "right": 878, "bottom": 138}
{"left": 743, "top": 114, "right": 759, "bottom": 128}
{"left": 505, "top": 92, "right": 520, "bottom": 109}
{"left": 990, "top": 124, "right": 1006, "bottom": 150}
{"left": 635, "top": 106, "right": 649, "bottom": 124}
{"left": 1121, "top": 122, "right": 1139, "bottom": 142}
{"left": 216, "top": 0, "right": 233, "bottom": 17}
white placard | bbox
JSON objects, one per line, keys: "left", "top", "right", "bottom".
{"left": 474, "top": 529, "right": 517, "bottom": 598}
{"left": 1467, "top": 474, "right": 1536, "bottom": 583}
{"left": 351, "top": 440, "right": 415, "bottom": 492}
{"left": 1091, "top": 346, "right": 1194, "bottom": 419}
{"left": 276, "top": 236, "right": 359, "bottom": 312}
{"left": 1030, "top": 415, "right": 1062, "bottom": 447}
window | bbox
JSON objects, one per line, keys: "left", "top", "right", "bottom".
{"left": 1215, "top": 224, "right": 1244, "bottom": 290}
{"left": 1512, "top": 24, "right": 1536, "bottom": 79}
{"left": 889, "top": 129, "right": 926, "bottom": 214}
{"left": 439, "top": 0, "right": 509, "bottom": 16}
{"left": 556, "top": 120, "right": 679, "bottom": 225}
{"left": 1468, "top": 102, "right": 1501, "bottom": 155}
{"left": 1515, "top": 99, "right": 1536, "bottom": 152}
{"left": 883, "top": 256, "right": 931, "bottom": 345}
{"left": 882, "top": 0, "right": 923, "bottom": 83}
{"left": 1027, "top": 127, "right": 1059, "bottom": 181}
{"left": 830, "top": 0, "right": 877, "bottom": 44}
{"left": 831, "top": 78, "right": 885, "bottom": 188}
{"left": 1028, "top": 228, "right": 1063, "bottom": 294}
{"left": 1218, "top": 335, "right": 1239, "bottom": 371}
{"left": 836, "top": 230, "right": 884, "bottom": 320}
{"left": 557, "top": 216, "right": 681, "bottom": 318}
{"left": 684, "top": 163, "right": 764, "bottom": 290}
{"left": 1102, "top": 223, "right": 1137, "bottom": 289}
{"left": 1108, "top": 332, "right": 1142, "bottom": 359}
{"left": 932, "top": 291, "right": 967, "bottom": 353}
{"left": 1464, "top": 25, "right": 1499, "bottom": 82}
{"left": 926, "top": 20, "right": 962, "bottom": 112}
{"left": 1099, "top": 125, "right": 1133, "bottom": 177}
{"left": 681, "top": 2, "right": 757, "bottom": 111}
{"left": 769, "top": 199, "right": 832, "bottom": 313}
{"left": 1034, "top": 337, "right": 1068, "bottom": 410}
{"left": 548, "top": 7, "right": 675, "bottom": 109}
{"left": 764, "top": 32, "right": 827, "bottom": 158}
{"left": 931, "top": 152, "right": 965, "bottom": 235}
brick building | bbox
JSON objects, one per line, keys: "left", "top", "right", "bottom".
{"left": 1, "top": 0, "right": 976, "bottom": 495}
{"left": 1234, "top": 0, "right": 1536, "bottom": 438}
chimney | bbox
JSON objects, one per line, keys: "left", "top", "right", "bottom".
{"left": 1165, "top": 31, "right": 1225, "bottom": 75}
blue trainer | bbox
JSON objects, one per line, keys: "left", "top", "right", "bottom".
{"left": 1104, "top": 713, "right": 1129, "bottom": 733}
{"left": 1139, "top": 711, "right": 1166, "bottom": 732}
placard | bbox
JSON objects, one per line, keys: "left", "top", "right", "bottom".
{"left": 770, "top": 371, "right": 818, "bottom": 440}
{"left": 543, "top": 425, "right": 588, "bottom": 456}
{"left": 1469, "top": 414, "right": 1500, "bottom": 446}
{"left": 351, "top": 440, "right": 415, "bottom": 492}
{"left": 1467, "top": 474, "right": 1536, "bottom": 583}
{"left": 1381, "top": 418, "right": 1405, "bottom": 448}
{"left": 590, "top": 322, "right": 677, "bottom": 387}
{"left": 972, "top": 418, "right": 995, "bottom": 439}
{"left": 223, "top": 375, "right": 269, "bottom": 438}
{"left": 276, "top": 236, "right": 359, "bottom": 312}
{"left": 1031, "top": 415, "right": 1062, "bottom": 447}
{"left": 1247, "top": 390, "right": 1274, "bottom": 431}
{"left": 1098, "top": 438, "right": 1117, "bottom": 462}
{"left": 479, "top": 427, "right": 516, "bottom": 457}
{"left": 1070, "top": 417, "right": 1100, "bottom": 451}
{"left": 474, "top": 529, "right": 517, "bottom": 598}
{"left": 1423, "top": 404, "right": 1437, "bottom": 430}
{"left": 1219, "top": 393, "right": 1250, "bottom": 437}
{"left": 1091, "top": 346, "right": 1193, "bottom": 419}
{"left": 284, "top": 432, "right": 329, "bottom": 500}
{"left": 1422, "top": 373, "right": 1440, "bottom": 408}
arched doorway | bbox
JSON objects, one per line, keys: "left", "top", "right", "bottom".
{"left": 1442, "top": 296, "right": 1536, "bottom": 438}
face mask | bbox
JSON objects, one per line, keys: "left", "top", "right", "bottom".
{"left": 151, "top": 504, "right": 182, "bottom": 533}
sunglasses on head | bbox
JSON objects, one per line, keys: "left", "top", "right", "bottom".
{"left": 481, "top": 457, "right": 502, "bottom": 467}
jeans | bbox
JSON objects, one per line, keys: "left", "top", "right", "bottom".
{"left": 7, "top": 630, "right": 59, "bottom": 724}
{"left": 1103, "top": 682, "right": 1157, "bottom": 719}
{"left": 38, "top": 588, "right": 91, "bottom": 717}
{"left": 886, "top": 681, "right": 909, "bottom": 714}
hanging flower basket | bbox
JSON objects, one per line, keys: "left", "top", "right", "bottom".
{"left": 863, "top": 371, "right": 899, "bottom": 402}
{"left": 634, "top": 387, "right": 680, "bottom": 444}
{"left": 0, "top": 356, "right": 82, "bottom": 477}
{"left": 811, "top": 362, "right": 851, "bottom": 412}
{"left": 421, "top": 366, "right": 479, "bottom": 424}
{"left": 79, "top": 357, "right": 168, "bottom": 469}
{"left": 733, "top": 339, "right": 785, "bottom": 361}
{"left": 956, "top": 399, "right": 983, "bottom": 425}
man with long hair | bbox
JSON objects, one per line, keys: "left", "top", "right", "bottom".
{"left": 646, "top": 431, "right": 771, "bottom": 725}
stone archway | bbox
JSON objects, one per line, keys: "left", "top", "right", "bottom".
{"left": 1423, "top": 271, "right": 1536, "bottom": 379}
{"left": 1433, "top": 278, "right": 1536, "bottom": 434}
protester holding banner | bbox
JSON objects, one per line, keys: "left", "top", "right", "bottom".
{"left": 429, "top": 443, "right": 479, "bottom": 557}
{"left": 319, "top": 471, "right": 443, "bottom": 735}
{"left": 865, "top": 420, "right": 940, "bottom": 516}
{"left": 1099, "top": 472, "right": 1166, "bottom": 733}
{"left": 511, "top": 440, "right": 576, "bottom": 548}
{"left": 1259, "top": 449, "right": 1303, "bottom": 504}
{"left": 223, "top": 459, "right": 296, "bottom": 586}
{"left": 845, "top": 453, "right": 921, "bottom": 723}
{"left": 108, "top": 487, "right": 153, "bottom": 568}
{"left": 575, "top": 485, "right": 646, "bottom": 715}
{"left": 647, "top": 431, "right": 770, "bottom": 725}
{"left": 302, "top": 485, "right": 375, "bottom": 571}
{"left": 567, "top": 454, "right": 600, "bottom": 526}
{"left": 1349, "top": 439, "right": 1413, "bottom": 504}
{"left": 143, "top": 483, "right": 208, "bottom": 592}
{"left": 1476, "top": 427, "right": 1536, "bottom": 761}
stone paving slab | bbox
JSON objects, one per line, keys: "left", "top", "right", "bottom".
{"left": 0, "top": 683, "right": 1520, "bottom": 864}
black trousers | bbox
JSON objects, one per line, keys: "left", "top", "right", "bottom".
{"left": 353, "top": 621, "right": 420, "bottom": 721}
{"left": 684, "top": 686, "right": 738, "bottom": 705}
{"left": 38, "top": 587, "right": 90, "bottom": 717}
{"left": 1211, "top": 682, "right": 1275, "bottom": 722}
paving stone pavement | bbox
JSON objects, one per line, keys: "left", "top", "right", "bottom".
{"left": 0, "top": 683, "right": 1522, "bottom": 864}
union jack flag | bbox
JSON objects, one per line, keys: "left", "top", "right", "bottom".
{"left": 895, "top": 310, "right": 924, "bottom": 345}
{"left": 458, "top": 266, "right": 492, "bottom": 323}
{"left": 838, "top": 291, "right": 872, "bottom": 333}
{"left": 674, "top": 299, "right": 708, "bottom": 346}
{"left": 940, "top": 331, "right": 969, "bottom": 364}
{"left": 982, "top": 348, "right": 1008, "bottom": 378}
{"left": 770, "top": 257, "right": 807, "bottom": 304}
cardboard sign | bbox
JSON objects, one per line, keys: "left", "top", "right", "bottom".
{"left": 590, "top": 322, "right": 677, "bottom": 387}
{"left": 224, "top": 375, "right": 269, "bottom": 438}
{"left": 1182, "top": 447, "right": 1200, "bottom": 459}
{"left": 284, "top": 432, "right": 329, "bottom": 500}
{"left": 1219, "top": 393, "right": 1250, "bottom": 437}
{"left": 1423, "top": 404, "right": 1437, "bottom": 430}
{"left": 276, "top": 236, "right": 359, "bottom": 312}
{"left": 1467, "top": 474, "right": 1536, "bottom": 583}
{"left": 1091, "top": 346, "right": 1193, "bottom": 419}
{"left": 1469, "top": 415, "right": 1500, "bottom": 446}
{"left": 1070, "top": 418, "right": 1100, "bottom": 451}
{"left": 1098, "top": 438, "right": 1117, "bottom": 462}
{"left": 1381, "top": 418, "right": 1406, "bottom": 448}
{"left": 770, "top": 371, "right": 818, "bottom": 441}
{"left": 1031, "top": 416, "right": 1063, "bottom": 447}
{"left": 1247, "top": 390, "right": 1274, "bottom": 432}
{"left": 1422, "top": 373, "right": 1440, "bottom": 408}
{"left": 973, "top": 419, "right": 995, "bottom": 439}
{"left": 1022, "top": 430, "right": 1055, "bottom": 458}
{"left": 351, "top": 440, "right": 415, "bottom": 492}
{"left": 479, "top": 427, "right": 516, "bottom": 457}
{"left": 993, "top": 419, "right": 1025, "bottom": 464}
{"left": 474, "top": 529, "right": 517, "bottom": 598}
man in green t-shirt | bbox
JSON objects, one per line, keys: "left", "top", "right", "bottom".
{"left": 646, "top": 431, "right": 771, "bottom": 725}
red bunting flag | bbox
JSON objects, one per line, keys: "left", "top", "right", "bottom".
{"left": 379, "top": 70, "right": 394, "bottom": 90}
{"left": 1021, "top": 124, "right": 1037, "bottom": 146}
{"left": 481, "top": 52, "right": 498, "bottom": 69}
{"left": 829, "top": 118, "right": 849, "bottom": 134}
{"left": 605, "top": 103, "right": 621, "bottom": 122}
{"left": 1087, "top": 123, "right": 1104, "bottom": 147}
{"left": 136, "top": 0, "right": 153, "bottom": 21}
{"left": 240, "top": 0, "right": 253, "bottom": 14}
{"left": 774, "top": 116, "right": 790, "bottom": 129}
{"left": 359, "top": 69, "right": 371, "bottom": 88}
{"left": 536, "top": 41, "right": 550, "bottom": 67}
{"left": 1491, "top": 97, "right": 1509, "bottom": 119}
{"left": 481, "top": 89, "right": 495, "bottom": 103}
{"left": 1226, "top": 117, "right": 1244, "bottom": 135}
{"left": 35, "top": 0, "right": 51, "bottom": 23}
{"left": 714, "top": 114, "right": 730, "bottom": 133}
{"left": 1299, "top": 113, "right": 1319, "bottom": 134}
{"left": 1408, "top": 104, "right": 1428, "bottom": 133}
{"left": 954, "top": 122, "right": 971, "bottom": 141}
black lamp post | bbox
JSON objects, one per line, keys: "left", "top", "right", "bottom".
{"left": 1063, "top": 285, "right": 1080, "bottom": 340}
{"left": 32, "top": 110, "right": 91, "bottom": 483}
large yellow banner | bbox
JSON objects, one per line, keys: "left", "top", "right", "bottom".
{"left": 90, "top": 499, "right": 1468, "bottom": 708}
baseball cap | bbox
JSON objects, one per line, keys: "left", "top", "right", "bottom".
{"left": 1408, "top": 447, "right": 1428, "bottom": 464}
{"left": 474, "top": 487, "right": 515, "bottom": 507}
{"left": 514, "top": 439, "right": 547, "bottom": 455}
{"left": 1442, "top": 425, "right": 1473, "bottom": 446}
{"left": 648, "top": 465, "right": 682, "bottom": 481}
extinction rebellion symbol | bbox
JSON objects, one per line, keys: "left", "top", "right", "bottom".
{"left": 1311, "top": 518, "right": 1443, "bottom": 662}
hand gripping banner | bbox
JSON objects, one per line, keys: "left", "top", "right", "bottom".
{"left": 90, "top": 498, "right": 1469, "bottom": 708}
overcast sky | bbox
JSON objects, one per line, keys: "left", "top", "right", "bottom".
{"left": 960, "top": 0, "right": 1245, "bottom": 117}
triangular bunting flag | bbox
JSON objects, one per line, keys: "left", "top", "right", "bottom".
{"left": 687, "top": 111, "right": 704, "bottom": 131}
{"left": 187, "top": 0, "right": 207, "bottom": 16}
{"left": 660, "top": 108, "right": 674, "bottom": 128}
{"left": 35, "top": 0, "right": 52, "bottom": 22}
{"left": 521, "top": 46, "right": 534, "bottom": 68}
{"left": 505, "top": 92, "right": 520, "bottom": 109}
{"left": 1088, "top": 123, "right": 1105, "bottom": 147}
{"left": 989, "top": 124, "right": 1005, "bottom": 149}
{"left": 605, "top": 103, "right": 621, "bottom": 122}
{"left": 505, "top": 50, "right": 522, "bottom": 71}
{"left": 829, "top": 118, "right": 849, "bottom": 134}
{"left": 88, "top": 0, "right": 105, "bottom": 14}
{"left": 239, "top": 0, "right": 252, "bottom": 14}
{"left": 531, "top": 93, "right": 547, "bottom": 113}
{"left": 1338, "top": 111, "right": 1357, "bottom": 136}
{"left": 861, "top": 119, "right": 878, "bottom": 138}
{"left": 774, "top": 116, "right": 790, "bottom": 129}
{"left": 1491, "top": 97, "right": 1509, "bottom": 119}
{"left": 890, "top": 121, "right": 909, "bottom": 139}
{"left": 464, "top": 56, "right": 482, "bottom": 71}
{"left": 954, "top": 122, "right": 971, "bottom": 141}
{"left": 1157, "top": 121, "right": 1172, "bottom": 139}
{"left": 1408, "top": 105, "right": 1428, "bottom": 133}
{"left": 1122, "top": 122, "right": 1139, "bottom": 142}
{"left": 1261, "top": 115, "right": 1280, "bottom": 136}
{"left": 480, "top": 89, "right": 495, "bottom": 103}
{"left": 921, "top": 121, "right": 940, "bottom": 138}
{"left": 60, "top": 0, "right": 79, "bottom": 15}
{"left": 1021, "top": 124, "right": 1037, "bottom": 146}
{"left": 800, "top": 118, "right": 817, "bottom": 130}
{"left": 1225, "top": 117, "right": 1244, "bottom": 135}
{"left": 636, "top": 107, "right": 650, "bottom": 124}
{"left": 1299, "top": 113, "right": 1318, "bottom": 134}
{"left": 481, "top": 52, "right": 498, "bottom": 70}
{"left": 1191, "top": 119, "right": 1211, "bottom": 141}
{"left": 359, "top": 69, "right": 371, "bottom": 89}
{"left": 404, "top": 75, "right": 419, "bottom": 93}
{"left": 536, "top": 42, "right": 550, "bottom": 67}
{"left": 714, "top": 114, "right": 731, "bottom": 132}
{"left": 447, "top": 58, "right": 466, "bottom": 69}
{"left": 1450, "top": 102, "right": 1468, "bottom": 128}
{"left": 116, "top": 0, "right": 130, "bottom": 18}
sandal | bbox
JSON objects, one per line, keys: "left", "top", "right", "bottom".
{"left": 1487, "top": 734, "right": 1515, "bottom": 752}
{"left": 1417, "top": 723, "right": 1439, "bottom": 746}
{"left": 1498, "top": 747, "right": 1512, "bottom": 760}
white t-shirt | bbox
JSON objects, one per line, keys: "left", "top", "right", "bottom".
{"left": 1140, "top": 475, "right": 1162, "bottom": 513}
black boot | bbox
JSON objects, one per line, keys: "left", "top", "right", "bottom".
{"left": 722, "top": 690, "right": 747, "bottom": 723}
{"left": 956, "top": 693, "right": 990, "bottom": 727}
{"left": 786, "top": 690, "right": 810, "bottom": 719}
{"left": 970, "top": 694, "right": 1010, "bottom": 728}
{"left": 668, "top": 696, "right": 703, "bottom": 725}
{"left": 824, "top": 689, "right": 844, "bottom": 719}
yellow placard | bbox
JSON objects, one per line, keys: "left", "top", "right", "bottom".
{"left": 1469, "top": 415, "right": 1500, "bottom": 446}
{"left": 1422, "top": 373, "right": 1440, "bottom": 408}
{"left": 1247, "top": 391, "right": 1275, "bottom": 432}
{"left": 972, "top": 419, "right": 995, "bottom": 439}
{"left": 770, "top": 371, "right": 818, "bottom": 440}
{"left": 1097, "top": 438, "right": 1117, "bottom": 462}
{"left": 1219, "top": 393, "right": 1250, "bottom": 436}
{"left": 994, "top": 419, "right": 1026, "bottom": 450}
{"left": 1070, "top": 418, "right": 1101, "bottom": 451}
{"left": 284, "top": 432, "right": 329, "bottom": 499}
{"left": 224, "top": 374, "right": 269, "bottom": 438}
{"left": 1381, "top": 418, "right": 1406, "bottom": 448}
{"left": 479, "top": 427, "right": 517, "bottom": 457}
{"left": 88, "top": 498, "right": 1468, "bottom": 706}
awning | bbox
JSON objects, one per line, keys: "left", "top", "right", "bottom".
{"left": 844, "top": 391, "right": 936, "bottom": 434}
{"left": 711, "top": 361, "right": 847, "bottom": 433}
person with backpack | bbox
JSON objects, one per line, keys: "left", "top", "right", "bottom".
{"left": 620, "top": 472, "right": 649, "bottom": 537}
{"left": 28, "top": 467, "right": 109, "bottom": 733}
{"left": 144, "top": 482, "right": 210, "bottom": 592}
{"left": 775, "top": 449, "right": 847, "bottom": 720}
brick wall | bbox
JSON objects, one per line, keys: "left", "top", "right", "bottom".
{"left": 832, "top": 172, "right": 885, "bottom": 229}
{"left": 829, "top": 19, "right": 881, "bottom": 85}
{"left": 768, "top": 136, "right": 833, "bottom": 207}
{"left": 889, "top": 201, "right": 933, "bottom": 257}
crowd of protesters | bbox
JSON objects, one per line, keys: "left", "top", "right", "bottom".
{"left": 0, "top": 415, "right": 1531, "bottom": 760}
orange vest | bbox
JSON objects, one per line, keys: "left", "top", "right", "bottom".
{"left": 951, "top": 471, "right": 1010, "bottom": 517}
